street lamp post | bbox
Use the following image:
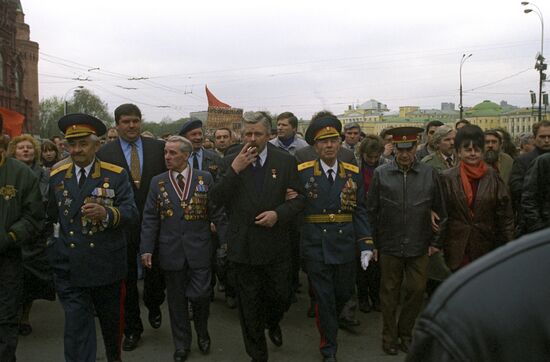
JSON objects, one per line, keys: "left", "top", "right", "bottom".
{"left": 522, "top": 1, "right": 545, "bottom": 121}
{"left": 459, "top": 53, "right": 472, "bottom": 121}
{"left": 63, "top": 86, "right": 84, "bottom": 115}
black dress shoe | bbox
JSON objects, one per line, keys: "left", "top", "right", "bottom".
{"left": 173, "top": 349, "right": 190, "bottom": 362}
{"left": 122, "top": 334, "right": 141, "bottom": 351}
{"left": 148, "top": 307, "right": 162, "bottom": 329}
{"left": 18, "top": 323, "right": 32, "bottom": 336}
{"left": 359, "top": 300, "right": 371, "bottom": 313}
{"left": 382, "top": 342, "right": 399, "bottom": 355}
{"left": 198, "top": 334, "right": 211, "bottom": 354}
{"left": 323, "top": 355, "right": 337, "bottom": 362}
{"left": 268, "top": 325, "right": 283, "bottom": 347}
{"left": 226, "top": 296, "right": 237, "bottom": 309}
{"left": 399, "top": 337, "right": 411, "bottom": 353}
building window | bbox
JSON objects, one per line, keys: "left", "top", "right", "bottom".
{"left": 15, "top": 69, "right": 21, "bottom": 98}
{"left": 0, "top": 53, "right": 4, "bottom": 87}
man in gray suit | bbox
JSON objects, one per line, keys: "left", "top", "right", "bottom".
{"left": 140, "top": 136, "right": 227, "bottom": 362}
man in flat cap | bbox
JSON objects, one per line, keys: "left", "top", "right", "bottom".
{"left": 179, "top": 118, "right": 222, "bottom": 181}
{"left": 210, "top": 111, "right": 305, "bottom": 362}
{"left": 298, "top": 113, "right": 373, "bottom": 362}
{"left": 47, "top": 113, "right": 138, "bottom": 362}
{"left": 0, "top": 129, "right": 43, "bottom": 362}
{"left": 366, "top": 126, "right": 446, "bottom": 356}
{"left": 97, "top": 104, "right": 167, "bottom": 351}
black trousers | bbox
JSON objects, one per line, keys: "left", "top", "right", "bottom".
{"left": 0, "top": 250, "right": 23, "bottom": 362}
{"left": 305, "top": 259, "right": 355, "bottom": 358}
{"left": 55, "top": 273, "right": 124, "bottom": 362}
{"left": 234, "top": 261, "right": 291, "bottom": 361}
{"left": 164, "top": 267, "right": 211, "bottom": 352}
{"left": 125, "top": 230, "right": 165, "bottom": 337}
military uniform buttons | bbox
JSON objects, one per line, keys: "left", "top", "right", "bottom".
{"left": 70, "top": 219, "right": 74, "bottom": 224}
{"left": 338, "top": 229, "right": 343, "bottom": 234}
{"left": 69, "top": 243, "right": 76, "bottom": 248}
{"left": 323, "top": 229, "right": 327, "bottom": 233}
{"left": 337, "top": 209, "right": 342, "bottom": 214}
{"left": 322, "top": 209, "right": 326, "bottom": 213}
{"left": 89, "top": 242, "right": 95, "bottom": 248}
{"left": 69, "top": 231, "right": 74, "bottom": 236}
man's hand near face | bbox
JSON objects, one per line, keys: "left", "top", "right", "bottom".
{"left": 231, "top": 143, "right": 259, "bottom": 174}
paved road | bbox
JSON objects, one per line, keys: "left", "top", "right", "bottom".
{"left": 18, "top": 278, "right": 406, "bottom": 362}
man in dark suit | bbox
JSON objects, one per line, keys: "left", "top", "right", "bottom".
{"left": 47, "top": 113, "right": 138, "bottom": 362}
{"left": 140, "top": 136, "right": 227, "bottom": 362}
{"left": 96, "top": 104, "right": 166, "bottom": 351}
{"left": 210, "top": 112, "right": 305, "bottom": 362}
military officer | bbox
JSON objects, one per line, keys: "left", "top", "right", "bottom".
{"left": 178, "top": 118, "right": 222, "bottom": 179}
{"left": 298, "top": 115, "right": 373, "bottom": 362}
{"left": 47, "top": 114, "right": 139, "bottom": 362}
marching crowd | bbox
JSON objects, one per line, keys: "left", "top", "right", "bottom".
{"left": 1, "top": 105, "right": 549, "bottom": 362}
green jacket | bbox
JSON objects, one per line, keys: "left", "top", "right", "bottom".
{"left": 421, "top": 152, "right": 456, "bottom": 174}
{"left": 0, "top": 155, "right": 44, "bottom": 253}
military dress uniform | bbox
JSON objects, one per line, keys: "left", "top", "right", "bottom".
{"left": 47, "top": 114, "right": 139, "bottom": 362}
{"left": 299, "top": 119, "right": 373, "bottom": 360}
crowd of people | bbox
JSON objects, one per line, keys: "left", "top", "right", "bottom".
{"left": 0, "top": 107, "right": 549, "bottom": 362}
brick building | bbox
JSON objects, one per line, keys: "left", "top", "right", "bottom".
{"left": 0, "top": 0, "right": 38, "bottom": 133}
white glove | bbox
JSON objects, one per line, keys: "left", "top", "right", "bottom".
{"left": 360, "top": 250, "right": 373, "bottom": 271}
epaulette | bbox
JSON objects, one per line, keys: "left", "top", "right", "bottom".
{"left": 50, "top": 163, "right": 71, "bottom": 177}
{"left": 100, "top": 162, "right": 124, "bottom": 174}
{"left": 297, "top": 160, "right": 315, "bottom": 171}
{"left": 342, "top": 162, "right": 359, "bottom": 173}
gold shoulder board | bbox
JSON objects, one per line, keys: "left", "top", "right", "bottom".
{"left": 297, "top": 160, "right": 315, "bottom": 171}
{"left": 342, "top": 162, "right": 359, "bottom": 173}
{"left": 50, "top": 163, "right": 71, "bottom": 177}
{"left": 100, "top": 162, "right": 124, "bottom": 174}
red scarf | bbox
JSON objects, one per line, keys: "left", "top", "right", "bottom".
{"left": 459, "top": 160, "right": 488, "bottom": 208}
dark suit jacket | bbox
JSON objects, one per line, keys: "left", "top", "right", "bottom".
{"left": 201, "top": 148, "right": 222, "bottom": 181}
{"left": 97, "top": 137, "right": 166, "bottom": 216}
{"left": 210, "top": 143, "right": 305, "bottom": 265}
{"left": 140, "top": 169, "right": 228, "bottom": 271}
{"left": 295, "top": 145, "right": 357, "bottom": 165}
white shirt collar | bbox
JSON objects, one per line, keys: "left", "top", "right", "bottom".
{"left": 171, "top": 165, "right": 190, "bottom": 182}
{"left": 319, "top": 159, "right": 338, "bottom": 178}
{"left": 256, "top": 145, "right": 268, "bottom": 167}
{"left": 75, "top": 160, "right": 94, "bottom": 177}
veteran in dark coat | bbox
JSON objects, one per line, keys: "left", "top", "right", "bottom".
{"left": 298, "top": 115, "right": 373, "bottom": 362}
{"left": 0, "top": 134, "right": 44, "bottom": 362}
{"left": 47, "top": 114, "right": 138, "bottom": 362}
{"left": 140, "top": 136, "right": 228, "bottom": 362}
{"left": 210, "top": 112, "right": 305, "bottom": 362}
{"left": 178, "top": 118, "right": 222, "bottom": 180}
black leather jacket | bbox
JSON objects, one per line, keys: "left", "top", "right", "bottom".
{"left": 407, "top": 228, "right": 550, "bottom": 362}
{"left": 366, "top": 160, "right": 446, "bottom": 257}
{"left": 522, "top": 152, "right": 550, "bottom": 233}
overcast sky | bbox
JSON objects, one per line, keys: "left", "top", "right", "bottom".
{"left": 24, "top": 0, "right": 549, "bottom": 121}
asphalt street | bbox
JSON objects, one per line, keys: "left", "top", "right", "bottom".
{"left": 17, "top": 278, "right": 406, "bottom": 362}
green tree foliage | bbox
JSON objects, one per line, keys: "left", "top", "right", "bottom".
{"left": 38, "top": 96, "right": 64, "bottom": 138}
{"left": 38, "top": 88, "right": 114, "bottom": 138}
{"left": 68, "top": 89, "right": 114, "bottom": 126}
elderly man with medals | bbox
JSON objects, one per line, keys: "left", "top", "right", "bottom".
{"left": 140, "top": 136, "right": 228, "bottom": 362}
{"left": 297, "top": 115, "right": 373, "bottom": 362}
{"left": 47, "top": 113, "right": 138, "bottom": 362}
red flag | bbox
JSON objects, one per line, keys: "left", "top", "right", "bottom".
{"left": 205, "top": 85, "right": 231, "bottom": 108}
{"left": 0, "top": 107, "right": 25, "bottom": 137}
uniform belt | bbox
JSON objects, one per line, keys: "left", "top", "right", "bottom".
{"left": 304, "top": 214, "right": 353, "bottom": 223}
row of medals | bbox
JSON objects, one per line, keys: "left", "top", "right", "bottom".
{"left": 158, "top": 181, "right": 208, "bottom": 221}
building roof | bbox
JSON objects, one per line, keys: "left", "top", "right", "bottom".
{"left": 466, "top": 100, "right": 502, "bottom": 117}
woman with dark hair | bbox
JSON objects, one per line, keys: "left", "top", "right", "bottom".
{"left": 356, "top": 135, "right": 384, "bottom": 313}
{"left": 7, "top": 135, "right": 55, "bottom": 336}
{"left": 40, "top": 139, "right": 59, "bottom": 170}
{"left": 440, "top": 125, "right": 514, "bottom": 271}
